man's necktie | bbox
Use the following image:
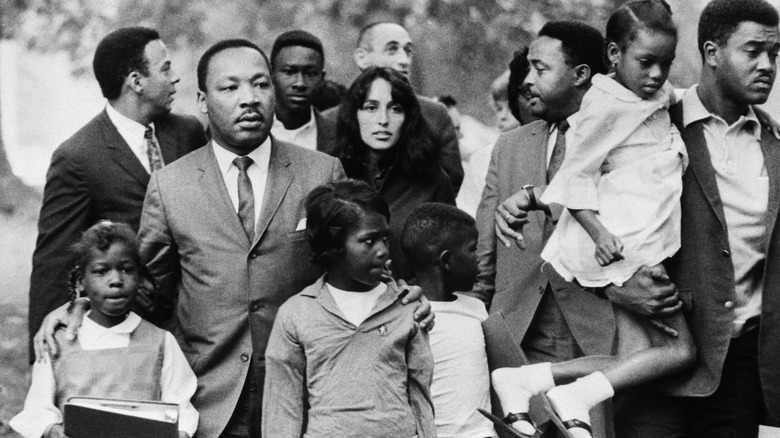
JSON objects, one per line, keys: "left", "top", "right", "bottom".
{"left": 546, "top": 119, "right": 569, "bottom": 183}
{"left": 233, "top": 156, "right": 255, "bottom": 242}
{"left": 144, "top": 126, "right": 165, "bottom": 173}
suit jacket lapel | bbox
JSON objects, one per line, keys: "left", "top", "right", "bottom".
{"left": 198, "top": 143, "right": 249, "bottom": 244}
{"left": 761, "top": 131, "right": 780, "bottom": 250}
{"left": 99, "top": 110, "right": 150, "bottom": 187}
{"left": 253, "top": 139, "right": 293, "bottom": 248}
{"left": 530, "top": 122, "right": 550, "bottom": 231}
{"left": 672, "top": 105, "right": 728, "bottom": 231}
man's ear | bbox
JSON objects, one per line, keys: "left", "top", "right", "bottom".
{"left": 573, "top": 63, "right": 592, "bottom": 87}
{"left": 438, "top": 249, "right": 452, "bottom": 271}
{"left": 197, "top": 90, "right": 208, "bottom": 115}
{"left": 702, "top": 40, "right": 720, "bottom": 68}
{"left": 354, "top": 47, "right": 370, "bottom": 70}
{"left": 127, "top": 71, "right": 144, "bottom": 94}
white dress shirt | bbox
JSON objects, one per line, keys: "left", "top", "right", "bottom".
{"left": 212, "top": 137, "right": 272, "bottom": 228}
{"left": 105, "top": 103, "right": 158, "bottom": 174}
{"left": 271, "top": 108, "right": 318, "bottom": 150}
{"left": 9, "top": 312, "right": 199, "bottom": 438}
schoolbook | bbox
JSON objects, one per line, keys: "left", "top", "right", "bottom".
{"left": 64, "top": 397, "right": 179, "bottom": 438}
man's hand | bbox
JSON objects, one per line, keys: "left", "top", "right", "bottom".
{"left": 397, "top": 279, "right": 435, "bottom": 332}
{"left": 33, "top": 299, "right": 89, "bottom": 361}
{"left": 595, "top": 232, "right": 624, "bottom": 266}
{"left": 495, "top": 189, "right": 534, "bottom": 249}
{"left": 604, "top": 264, "right": 683, "bottom": 336}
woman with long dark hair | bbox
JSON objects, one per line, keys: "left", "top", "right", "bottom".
{"left": 336, "top": 67, "right": 455, "bottom": 280}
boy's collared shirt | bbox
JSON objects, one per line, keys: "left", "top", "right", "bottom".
{"left": 9, "top": 312, "right": 199, "bottom": 438}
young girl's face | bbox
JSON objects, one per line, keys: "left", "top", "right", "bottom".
{"left": 609, "top": 28, "right": 676, "bottom": 99}
{"left": 329, "top": 209, "right": 390, "bottom": 292}
{"left": 76, "top": 242, "right": 140, "bottom": 327}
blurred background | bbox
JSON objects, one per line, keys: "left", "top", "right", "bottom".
{"left": 1, "top": 0, "right": 779, "bottom": 436}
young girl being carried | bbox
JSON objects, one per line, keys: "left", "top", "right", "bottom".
{"left": 491, "top": 1, "right": 696, "bottom": 437}
{"left": 10, "top": 221, "right": 198, "bottom": 438}
{"left": 262, "top": 179, "right": 436, "bottom": 438}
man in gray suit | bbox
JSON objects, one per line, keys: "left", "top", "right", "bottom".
{"left": 474, "top": 22, "right": 619, "bottom": 438}
{"left": 139, "top": 39, "right": 432, "bottom": 438}
{"left": 323, "top": 21, "right": 463, "bottom": 191}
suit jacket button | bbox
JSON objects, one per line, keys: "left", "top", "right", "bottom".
{"left": 249, "top": 251, "right": 258, "bottom": 259}
{"left": 722, "top": 249, "right": 730, "bottom": 257}
{"left": 724, "top": 301, "right": 734, "bottom": 309}
{"left": 250, "top": 301, "right": 262, "bottom": 312}
{"left": 241, "top": 353, "right": 250, "bottom": 362}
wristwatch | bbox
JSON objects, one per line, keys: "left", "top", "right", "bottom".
{"left": 522, "top": 184, "right": 537, "bottom": 211}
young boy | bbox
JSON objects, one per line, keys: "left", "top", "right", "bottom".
{"left": 401, "top": 203, "right": 497, "bottom": 438}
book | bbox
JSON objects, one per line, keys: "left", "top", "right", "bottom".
{"left": 64, "top": 397, "right": 179, "bottom": 438}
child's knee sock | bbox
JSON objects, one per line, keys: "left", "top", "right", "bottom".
{"left": 546, "top": 372, "right": 614, "bottom": 438}
{"left": 491, "top": 363, "right": 555, "bottom": 435}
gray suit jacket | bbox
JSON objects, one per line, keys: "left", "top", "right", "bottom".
{"left": 473, "top": 121, "right": 615, "bottom": 356}
{"left": 666, "top": 103, "right": 780, "bottom": 422}
{"left": 137, "top": 138, "right": 345, "bottom": 437}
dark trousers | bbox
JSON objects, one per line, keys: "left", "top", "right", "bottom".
{"left": 220, "top": 361, "right": 262, "bottom": 438}
{"left": 614, "top": 326, "right": 765, "bottom": 438}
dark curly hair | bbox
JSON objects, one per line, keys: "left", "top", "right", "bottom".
{"left": 698, "top": 0, "right": 779, "bottom": 60}
{"left": 538, "top": 21, "right": 607, "bottom": 77}
{"left": 336, "top": 67, "right": 439, "bottom": 181}
{"left": 67, "top": 221, "right": 152, "bottom": 301}
{"left": 305, "top": 179, "right": 390, "bottom": 266}
{"left": 93, "top": 27, "right": 160, "bottom": 100}
{"left": 197, "top": 39, "right": 270, "bottom": 92}
{"left": 400, "top": 202, "right": 476, "bottom": 271}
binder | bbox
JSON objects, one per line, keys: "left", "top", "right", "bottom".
{"left": 64, "top": 397, "right": 179, "bottom": 438}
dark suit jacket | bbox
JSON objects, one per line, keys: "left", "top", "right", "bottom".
{"left": 28, "top": 110, "right": 205, "bottom": 358}
{"left": 323, "top": 95, "right": 464, "bottom": 191}
{"left": 473, "top": 122, "right": 615, "bottom": 357}
{"left": 314, "top": 109, "right": 338, "bottom": 155}
{"left": 137, "top": 139, "right": 345, "bottom": 437}
{"left": 667, "top": 103, "right": 780, "bottom": 422}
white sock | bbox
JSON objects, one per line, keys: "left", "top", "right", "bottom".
{"left": 546, "top": 372, "right": 614, "bottom": 438}
{"left": 492, "top": 363, "right": 555, "bottom": 435}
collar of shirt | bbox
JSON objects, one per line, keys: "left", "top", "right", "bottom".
{"left": 105, "top": 103, "right": 155, "bottom": 173}
{"left": 681, "top": 84, "right": 761, "bottom": 139}
{"left": 211, "top": 136, "right": 272, "bottom": 225}
{"left": 271, "top": 108, "right": 317, "bottom": 148}
{"left": 212, "top": 136, "right": 272, "bottom": 177}
{"left": 78, "top": 311, "right": 142, "bottom": 349}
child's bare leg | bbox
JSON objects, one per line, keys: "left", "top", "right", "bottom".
{"left": 547, "top": 297, "right": 695, "bottom": 438}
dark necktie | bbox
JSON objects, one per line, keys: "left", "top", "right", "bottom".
{"left": 233, "top": 156, "right": 255, "bottom": 242}
{"left": 144, "top": 126, "right": 165, "bottom": 173}
{"left": 546, "top": 119, "right": 569, "bottom": 183}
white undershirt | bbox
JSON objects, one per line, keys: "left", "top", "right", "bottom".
{"left": 105, "top": 103, "right": 157, "bottom": 174}
{"left": 271, "top": 108, "right": 318, "bottom": 150}
{"left": 326, "top": 282, "right": 388, "bottom": 327}
{"left": 212, "top": 138, "right": 272, "bottom": 227}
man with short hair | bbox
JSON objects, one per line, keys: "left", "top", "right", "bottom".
{"left": 608, "top": 0, "right": 780, "bottom": 435}
{"left": 269, "top": 30, "right": 338, "bottom": 154}
{"left": 325, "top": 21, "right": 464, "bottom": 191}
{"left": 473, "top": 21, "right": 616, "bottom": 438}
{"left": 27, "top": 26, "right": 205, "bottom": 360}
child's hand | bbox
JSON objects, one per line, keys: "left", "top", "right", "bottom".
{"left": 44, "top": 424, "right": 68, "bottom": 438}
{"left": 595, "top": 233, "right": 624, "bottom": 266}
